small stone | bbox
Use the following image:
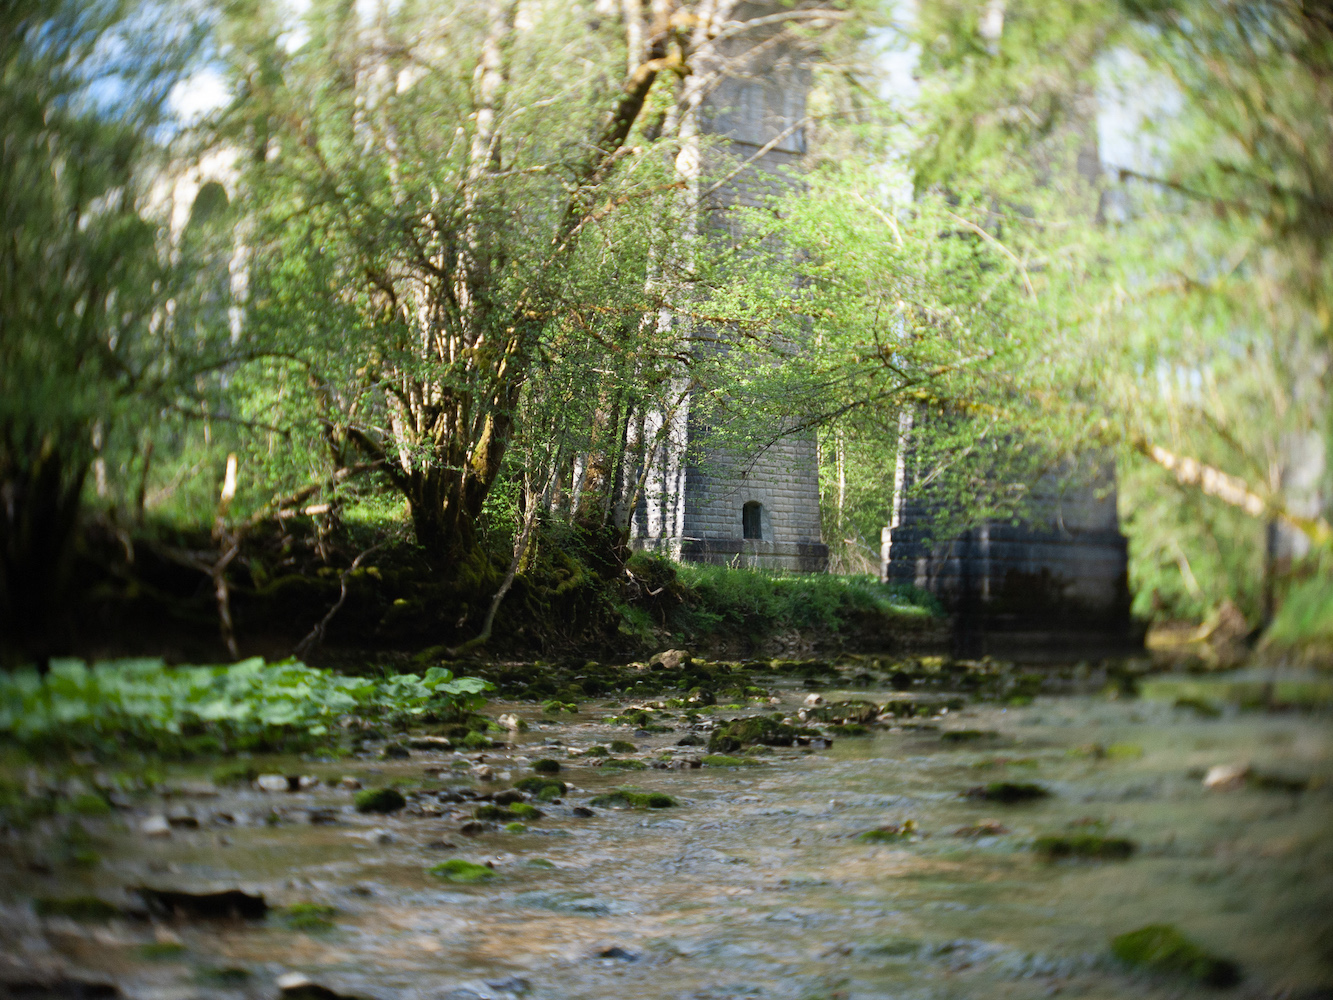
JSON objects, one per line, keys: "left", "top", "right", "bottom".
{"left": 571, "top": 806, "right": 595, "bottom": 818}
{"left": 166, "top": 813, "right": 199, "bottom": 829}
{"left": 648, "top": 649, "right": 689, "bottom": 670}
{"left": 141, "top": 815, "right": 171, "bottom": 837}
{"left": 475, "top": 766, "right": 496, "bottom": 781}
{"left": 459, "top": 821, "right": 489, "bottom": 836}
{"left": 594, "top": 945, "right": 638, "bottom": 962}
{"left": 1203, "top": 763, "right": 1250, "bottom": 791}
{"left": 339, "top": 776, "right": 362, "bottom": 790}
{"left": 804, "top": 693, "right": 825, "bottom": 707}
{"left": 256, "top": 774, "right": 290, "bottom": 793}
{"left": 298, "top": 776, "right": 320, "bottom": 790}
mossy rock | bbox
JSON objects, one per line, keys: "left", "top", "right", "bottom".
{"left": 526, "top": 857, "right": 555, "bottom": 869}
{"left": 589, "top": 788, "right": 677, "bottom": 809}
{"left": 380, "top": 742, "right": 411, "bottom": 759}
{"left": 964, "top": 782, "right": 1050, "bottom": 803}
{"left": 1110, "top": 924, "right": 1240, "bottom": 987}
{"left": 514, "top": 777, "right": 567, "bottom": 797}
{"left": 707, "top": 715, "right": 801, "bottom": 752}
{"left": 941, "top": 729, "right": 1000, "bottom": 743}
{"left": 428, "top": 859, "right": 496, "bottom": 884}
{"left": 1033, "top": 834, "right": 1135, "bottom": 860}
{"left": 474, "top": 803, "right": 542, "bottom": 821}
{"left": 276, "top": 903, "right": 338, "bottom": 931}
{"left": 34, "top": 896, "right": 120, "bottom": 921}
{"left": 584, "top": 745, "right": 610, "bottom": 757}
{"left": 503, "top": 822, "right": 527, "bottom": 833}
{"left": 602, "top": 758, "right": 648, "bottom": 770}
{"left": 608, "top": 740, "right": 637, "bottom": 753}
{"left": 701, "top": 754, "right": 760, "bottom": 767}
{"left": 354, "top": 787, "right": 406, "bottom": 814}
{"left": 532, "top": 759, "right": 562, "bottom": 774}
{"left": 827, "top": 723, "right": 870, "bottom": 736}
{"left": 857, "top": 820, "right": 917, "bottom": 842}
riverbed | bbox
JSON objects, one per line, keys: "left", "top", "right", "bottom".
{"left": 3, "top": 671, "right": 1330, "bottom": 999}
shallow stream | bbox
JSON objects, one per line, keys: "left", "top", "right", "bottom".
{"left": 3, "top": 671, "right": 1331, "bottom": 999}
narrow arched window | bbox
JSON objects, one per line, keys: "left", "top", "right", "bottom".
{"left": 742, "top": 501, "right": 763, "bottom": 540}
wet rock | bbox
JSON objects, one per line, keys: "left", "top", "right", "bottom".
{"left": 1110, "top": 924, "right": 1241, "bottom": 987}
{"left": 492, "top": 789, "right": 526, "bottom": 806}
{"left": 276, "top": 972, "right": 371, "bottom": 1000}
{"left": 408, "top": 736, "right": 454, "bottom": 750}
{"left": 676, "top": 735, "right": 704, "bottom": 747}
{"left": 803, "top": 693, "right": 824, "bottom": 707}
{"left": 514, "top": 777, "right": 567, "bottom": 800}
{"left": 1033, "top": 834, "right": 1135, "bottom": 859}
{"left": 1203, "top": 764, "right": 1250, "bottom": 791}
{"left": 166, "top": 812, "right": 198, "bottom": 829}
{"left": 140, "top": 815, "right": 172, "bottom": 838}
{"left": 135, "top": 887, "right": 267, "bottom": 920}
{"left": 953, "top": 820, "right": 1009, "bottom": 838}
{"left": 381, "top": 743, "right": 411, "bottom": 760}
{"left": 339, "top": 776, "right": 362, "bottom": 790}
{"left": 571, "top": 806, "right": 595, "bottom": 818}
{"left": 601, "top": 759, "right": 648, "bottom": 771}
{"left": 964, "top": 782, "right": 1051, "bottom": 803}
{"left": 708, "top": 716, "right": 807, "bottom": 752}
{"left": 458, "top": 821, "right": 491, "bottom": 836}
{"left": 426, "top": 840, "right": 458, "bottom": 850}
{"left": 307, "top": 809, "right": 340, "bottom": 825}
{"left": 256, "top": 774, "right": 292, "bottom": 793}
{"left": 593, "top": 945, "right": 638, "bottom": 962}
{"left": 485, "top": 975, "right": 531, "bottom": 995}
{"left": 428, "top": 859, "right": 496, "bottom": 883}
{"left": 532, "top": 760, "right": 561, "bottom": 774}
{"left": 475, "top": 766, "right": 496, "bottom": 781}
{"left": 649, "top": 649, "right": 689, "bottom": 670}
{"left": 353, "top": 787, "right": 406, "bottom": 814}
{"left": 297, "top": 775, "right": 320, "bottom": 790}
{"left": 608, "top": 740, "right": 637, "bottom": 753}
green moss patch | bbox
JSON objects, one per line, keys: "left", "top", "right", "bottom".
{"left": 1033, "top": 834, "right": 1135, "bottom": 860}
{"left": 608, "top": 740, "right": 638, "bottom": 753}
{"left": 1110, "top": 924, "right": 1240, "bottom": 987}
{"left": 354, "top": 787, "right": 406, "bottom": 813}
{"left": 857, "top": 820, "right": 917, "bottom": 842}
{"left": 589, "top": 788, "right": 677, "bottom": 809}
{"left": 474, "top": 803, "right": 543, "bottom": 822}
{"left": 277, "top": 903, "right": 338, "bottom": 931}
{"left": 602, "top": 758, "right": 647, "bottom": 770}
{"left": 707, "top": 715, "right": 805, "bottom": 752}
{"left": 940, "top": 729, "right": 1000, "bottom": 743}
{"left": 514, "top": 776, "right": 567, "bottom": 797}
{"left": 428, "top": 859, "right": 496, "bottom": 883}
{"left": 532, "top": 759, "right": 562, "bottom": 774}
{"left": 701, "top": 754, "right": 761, "bottom": 767}
{"left": 964, "top": 782, "right": 1050, "bottom": 803}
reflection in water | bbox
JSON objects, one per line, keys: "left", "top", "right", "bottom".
{"left": 3, "top": 672, "right": 1331, "bottom": 999}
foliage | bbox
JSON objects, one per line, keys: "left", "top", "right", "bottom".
{"left": 0, "top": 657, "right": 490, "bottom": 751}
{"left": 0, "top": 0, "right": 208, "bottom": 659}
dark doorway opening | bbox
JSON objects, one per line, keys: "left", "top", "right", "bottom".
{"left": 742, "top": 501, "right": 763, "bottom": 540}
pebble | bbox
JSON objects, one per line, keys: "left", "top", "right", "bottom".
{"left": 340, "top": 776, "right": 362, "bottom": 790}
{"left": 255, "top": 774, "right": 290, "bottom": 793}
{"left": 804, "top": 694, "right": 825, "bottom": 707}
{"left": 140, "top": 815, "right": 171, "bottom": 838}
{"left": 1204, "top": 763, "right": 1250, "bottom": 790}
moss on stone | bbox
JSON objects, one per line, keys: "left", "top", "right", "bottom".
{"left": 1033, "top": 834, "right": 1135, "bottom": 860}
{"left": 940, "top": 729, "right": 1000, "bottom": 743}
{"left": 707, "top": 715, "right": 802, "bottom": 752}
{"left": 602, "top": 758, "right": 647, "bottom": 770}
{"left": 964, "top": 782, "right": 1050, "bottom": 803}
{"left": 532, "top": 759, "right": 562, "bottom": 774}
{"left": 584, "top": 745, "right": 610, "bottom": 757}
{"left": 856, "top": 820, "right": 917, "bottom": 842}
{"left": 1110, "top": 924, "right": 1240, "bottom": 987}
{"left": 514, "top": 776, "right": 567, "bottom": 796}
{"left": 700, "top": 754, "right": 760, "bottom": 767}
{"left": 428, "top": 859, "right": 496, "bottom": 883}
{"left": 609, "top": 740, "right": 637, "bottom": 753}
{"left": 589, "top": 788, "right": 677, "bottom": 809}
{"left": 354, "top": 787, "right": 406, "bottom": 813}
{"left": 277, "top": 903, "right": 338, "bottom": 931}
